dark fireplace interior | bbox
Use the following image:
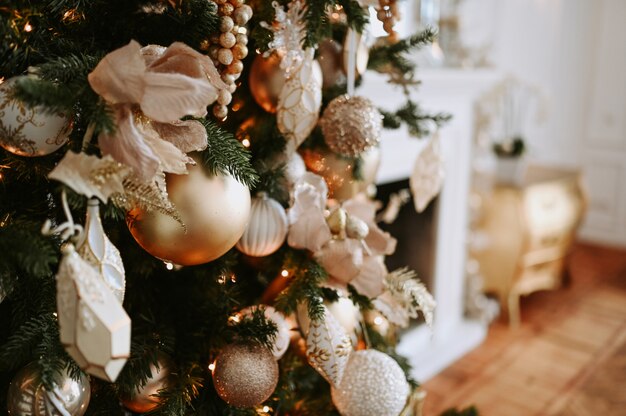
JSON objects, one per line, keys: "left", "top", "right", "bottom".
{"left": 376, "top": 179, "right": 438, "bottom": 292}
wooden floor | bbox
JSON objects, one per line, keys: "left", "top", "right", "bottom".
{"left": 422, "top": 242, "right": 626, "bottom": 416}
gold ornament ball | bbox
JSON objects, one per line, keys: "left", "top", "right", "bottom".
{"left": 249, "top": 54, "right": 285, "bottom": 113}
{"left": 320, "top": 95, "right": 383, "bottom": 157}
{"left": 331, "top": 350, "right": 410, "bottom": 416}
{"left": 0, "top": 77, "right": 72, "bottom": 157}
{"left": 7, "top": 362, "right": 91, "bottom": 416}
{"left": 127, "top": 160, "right": 251, "bottom": 266}
{"left": 121, "top": 356, "right": 170, "bottom": 413}
{"left": 212, "top": 343, "right": 279, "bottom": 408}
{"left": 301, "top": 145, "right": 380, "bottom": 201}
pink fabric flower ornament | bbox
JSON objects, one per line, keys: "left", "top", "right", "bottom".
{"left": 88, "top": 40, "right": 226, "bottom": 180}
{"left": 287, "top": 173, "right": 397, "bottom": 298}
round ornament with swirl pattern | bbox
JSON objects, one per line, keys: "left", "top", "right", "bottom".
{"left": 320, "top": 95, "right": 383, "bottom": 157}
{"left": 0, "top": 77, "right": 71, "bottom": 157}
{"left": 7, "top": 362, "right": 91, "bottom": 416}
{"left": 236, "top": 193, "right": 288, "bottom": 257}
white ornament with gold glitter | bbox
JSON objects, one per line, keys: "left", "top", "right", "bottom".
{"left": 331, "top": 349, "right": 410, "bottom": 416}
{"left": 0, "top": 76, "right": 71, "bottom": 157}
{"left": 409, "top": 133, "right": 444, "bottom": 213}
{"left": 78, "top": 198, "right": 125, "bottom": 303}
{"left": 301, "top": 303, "right": 352, "bottom": 387}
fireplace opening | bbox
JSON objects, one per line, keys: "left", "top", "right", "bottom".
{"left": 376, "top": 179, "right": 439, "bottom": 293}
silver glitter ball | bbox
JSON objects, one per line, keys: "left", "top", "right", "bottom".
{"left": 320, "top": 95, "right": 383, "bottom": 157}
{"left": 331, "top": 350, "right": 410, "bottom": 416}
{"left": 7, "top": 362, "right": 91, "bottom": 416}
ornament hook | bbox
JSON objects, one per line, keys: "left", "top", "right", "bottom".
{"left": 41, "top": 189, "right": 85, "bottom": 246}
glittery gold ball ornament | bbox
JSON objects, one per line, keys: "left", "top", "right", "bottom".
{"left": 320, "top": 95, "right": 383, "bottom": 157}
{"left": 127, "top": 161, "right": 251, "bottom": 266}
{"left": 121, "top": 356, "right": 170, "bottom": 413}
{"left": 7, "top": 362, "right": 91, "bottom": 416}
{"left": 0, "top": 77, "right": 71, "bottom": 157}
{"left": 301, "top": 145, "right": 380, "bottom": 201}
{"left": 249, "top": 54, "right": 285, "bottom": 113}
{"left": 331, "top": 350, "right": 410, "bottom": 416}
{"left": 212, "top": 343, "right": 279, "bottom": 407}
{"left": 236, "top": 193, "right": 288, "bottom": 257}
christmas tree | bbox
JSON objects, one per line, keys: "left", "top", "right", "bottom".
{"left": 0, "top": 1, "right": 448, "bottom": 415}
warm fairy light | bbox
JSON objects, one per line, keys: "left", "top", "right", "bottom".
{"left": 229, "top": 314, "right": 241, "bottom": 323}
{"left": 0, "top": 173, "right": 3, "bottom": 181}
{"left": 218, "top": 275, "right": 227, "bottom": 284}
{"left": 374, "top": 316, "right": 384, "bottom": 326}
{"left": 24, "top": 23, "right": 33, "bottom": 32}
{"left": 208, "top": 362, "right": 216, "bottom": 372}
{"left": 165, "top": 262, "right": 174, "bottom": 270}
{"left": 241, "top": 138, "right": 251, "bottom": 148}
{"left": 262, "top": 406, "right": 270, "bottom": 413}
{"left": 0, "top": 77, "right": 4, "bottom": 85}
{"left": 280, "top": 269, "right": 289, "bottom": 278}
{"left": 230, "top": 274, "right": 237, "bottom": 283}
{"left": 53, "top": 312, "right": 58, "bottom": 318}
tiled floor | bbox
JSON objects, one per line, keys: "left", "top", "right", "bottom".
{"left": 422, "top": 243, "right": 626, "bottom": 416}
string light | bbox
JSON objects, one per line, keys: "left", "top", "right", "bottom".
{"left": 280, "top": 269, "right": 289, "bottom": 278}
{"left": 374, "top": 316, "right": 384, "bottom": 326}
{"left": 230, "top": 274, "right": 237, "bottom": 283}
{"left": 208, "top": 363, "right": 216, "bottom": 372}
{"left": 262, "top": 406, "right": 270, "bottom": 413}
{"left": 241, "top": 138, "right": 251, "bottom": 148}
{"left": 24, "top": 22, "right": 33, "bottom": 32}
{"left": 165, "top": 262, "right": 174, "bottom": 270}
{"left": 228, "top": 314, "right": 241, "bottom": 323}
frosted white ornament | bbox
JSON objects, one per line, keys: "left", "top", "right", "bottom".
{"left": 240, "top": 305, "right": 291, "bottom": 359}
{"left": 56, "top": 244, "right": 131, "bottom": 382}
{"left": 301, "top": 303, "right": 352, "bottom": 387}
{"left": 331, "top": 350, "right": 410, "bottom": 416}
{"left": 277, "top": 49, "right": 323, "bottom": 150}
{"left": 236, "top": 193, "right": 288, "bottom": 257}
{"left": 78, "top": 198, "right": 126, "bottom": 303}
{"left": 0, "top": 77, "right": 71, "bottom": 157}
{"left": 410, "top": 133, "right": 445, "bottom": 213}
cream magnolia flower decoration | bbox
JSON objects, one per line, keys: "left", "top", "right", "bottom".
{"left": 287, "top": 173, "right": 396, "bottom": 298}
{"left": 88, "top": 40, "right": 226, "bottom": 181}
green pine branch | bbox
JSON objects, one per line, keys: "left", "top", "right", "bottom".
{"left": 196, "top": 118, "right": 259, "bottom": 189}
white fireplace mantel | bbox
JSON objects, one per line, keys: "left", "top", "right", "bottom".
{"left": 361, "top": 68, "right": 502, "bottom": 381}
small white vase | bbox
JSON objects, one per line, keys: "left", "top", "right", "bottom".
{"left": 495, "top": 157, "right": 525, "bottom": 185}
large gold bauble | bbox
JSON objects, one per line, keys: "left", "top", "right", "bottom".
{"left": 301, "top": 146, "right": 380, "bottom": 201}
{"left": 249, "top": 54, "right": 284, "bottom": 113}
{"left": 212, "top": 343, "right": 279, "bottom": 408}
{"left": 121, "top": 356, "right": 170, "bottom": 413}
{"left": 127, "top": 163, "right": 251, "bottom": 266}
{"left": 7, "top": 362, "right": 91, "bottom": 416}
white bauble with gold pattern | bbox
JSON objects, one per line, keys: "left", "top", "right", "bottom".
{"left": 0, "top": 76, "right": 71, "bottom": 157}
{"left": 277, "top": 48, "right": 323, "bottom": 151}
{"left": 236, "top": 193, "right": 288, "bottom": 257}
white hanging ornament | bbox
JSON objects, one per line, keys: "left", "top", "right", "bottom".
{"left": 56, "top": 244, "right": 131, "bottom": 382}
{"left": 331, "top": 349, "right": 410, "bottom": 416}
{"left": 410, "top": 133, "right": 445, "bottom": 213}
{"left": 301, "top": 303, "right": 352, "bottom": 387}
{"left": 0, "top": 76, "right": 71, "bottom": 157}
{"left": 276, "top": 48, "right": 323, "bottom": 150}
{"left": 78, "top": 198, "right": 125, "bottom": 303}
{"left": 236, "top": 193, "right": 288, "bottom": 257}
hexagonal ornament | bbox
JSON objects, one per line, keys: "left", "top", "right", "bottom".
{"left": 56, "top": 245, "right": 131, "bottom": 382}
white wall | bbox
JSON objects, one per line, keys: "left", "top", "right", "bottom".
{"left": 483, "top": 0, "right": 626, "bottom": 247}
